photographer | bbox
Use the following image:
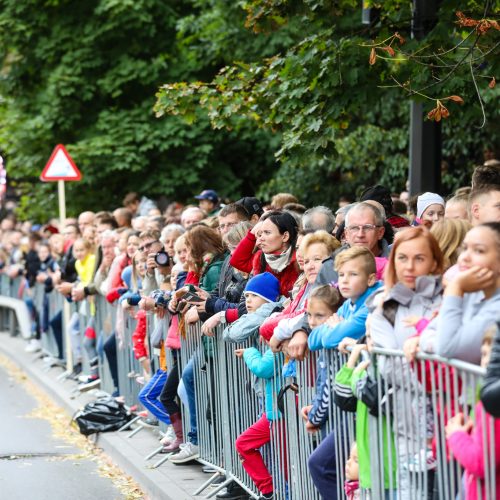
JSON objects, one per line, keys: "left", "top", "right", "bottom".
{"left": 138, "top": 230, "right": 171, "bottom": 298}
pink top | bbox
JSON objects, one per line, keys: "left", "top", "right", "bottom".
{"left": 166, "top": 314, "right": 181, "bottom": 350}
{"left": 375, "top": 257, "right": 388, "bottom": 281}
{"left": 447, "top": 401, "right": 500, "bottom": 500}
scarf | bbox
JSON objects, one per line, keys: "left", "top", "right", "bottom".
{"left": 344, "top": 480, "right": 359, "bottom": 499}
{"left": 264, "top": 246, "right": 292, "bottom": 273}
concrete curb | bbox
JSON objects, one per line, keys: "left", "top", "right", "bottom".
{"left": 0, "top": 333, "right": 209, "bottom": 500}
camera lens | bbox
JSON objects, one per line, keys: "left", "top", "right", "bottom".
{"left": 154, "top": 251, "right": 170, "bottom": 267}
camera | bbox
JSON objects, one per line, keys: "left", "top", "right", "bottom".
{"left": 154, "top": 251, "right": 170, "bottom": 267}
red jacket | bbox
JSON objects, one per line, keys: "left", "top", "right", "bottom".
{"left": 259, "top": 284, "right": 308, "bottom": 340}
{"left": 230, "top": 231, "right": 299, "bottom": 298}
{"left": 132, "top": 310, "right": 148, "bottom": 360}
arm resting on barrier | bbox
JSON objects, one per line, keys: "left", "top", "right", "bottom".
{"left": 223, "top": 301, "right": 279, "bottom": 343}
{"left": 447, "top": 402, "right": 500, "bottom": 480}
{"left": 321, "top": 301, "right": 370, "bottom": 349}
{"left": 436, "top": 293, "right": 500, "bottom": 364}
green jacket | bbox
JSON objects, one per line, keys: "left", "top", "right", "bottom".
{"left": 335, "top": 365, "right": 396, "bottom": 490}
{"left": 200, "top": 253, "right": 228, "bottom": 356}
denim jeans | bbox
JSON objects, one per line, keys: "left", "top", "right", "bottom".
{"left": 181, "top": 355, "right": 198, "bottom": 445}
{"left": 49, "top": 309, "right": 64, "bottom": 360}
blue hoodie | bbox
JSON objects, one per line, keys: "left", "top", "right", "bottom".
{"left": 308, "top": 281, "right": 383, "bottom": 351}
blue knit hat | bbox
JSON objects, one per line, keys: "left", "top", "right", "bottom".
{"left": 244, "top": 272, "right": 280, "bottom": 303}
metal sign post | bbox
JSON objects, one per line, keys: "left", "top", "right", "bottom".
{"left": 41, "top": 145, "right": 82, "bottom": 372}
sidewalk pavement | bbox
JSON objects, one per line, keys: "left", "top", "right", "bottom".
{"left": 0, "top": 332, "right": 211, "bottom": 500}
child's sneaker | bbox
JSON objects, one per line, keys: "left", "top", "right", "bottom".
{"left": 169, "top": 442, "right": 199, "bottom": 464}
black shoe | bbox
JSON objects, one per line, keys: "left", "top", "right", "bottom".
{"left": 215, "top": 482, "right": 249, "bottom": 500}
{"left": 258, "top": 494, "right": 273, "bottom": 500}
{"left": 212, "top": 474, "right": 225, "bottom": 485}
{"left": 68, "top": 362, "right": 82, "bottom": 379}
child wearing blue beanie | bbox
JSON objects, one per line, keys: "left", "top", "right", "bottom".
{"left": 244, "top": 272, "right": 280, "bottom": 313}
{"left": 223, "top": 272, "right": 282, "bottom": 344}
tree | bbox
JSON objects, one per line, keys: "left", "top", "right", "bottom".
{"left": 0, "top": 0, "right": 283, "bottom": 220}
{"left": 156, "top": 0, "right": 500, "bottom": 204}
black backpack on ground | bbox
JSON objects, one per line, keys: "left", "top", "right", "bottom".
{"left": 73, "top": 396, "right": 132, "bottom": 436}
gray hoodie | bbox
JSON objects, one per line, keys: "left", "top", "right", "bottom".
{"left": 421, "top": 288, "right": 500, "bottom": 365}
{"left": 222, "top": 299, "right": 284, "bottom": 343}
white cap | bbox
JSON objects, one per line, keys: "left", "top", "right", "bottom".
{"left": 417, "top": 192, "right": 445, "bottom": 219}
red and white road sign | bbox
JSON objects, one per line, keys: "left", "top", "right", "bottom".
{"left": 40, "top": 144, "right": 82, "bottom": 181}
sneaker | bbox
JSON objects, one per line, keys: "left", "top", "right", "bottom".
{"left": 215, "top": 482, "right": 250, "bottom": 500}
{"left": 169, "top": 442, "right": 199, "bottom": 464}
{"left": 160, "top": 425, "right": 176, "bottom": 445}
{"left": 25, "top": 339, "right": 42, "bottom": 353}
{"left": 405, "top": 448, "right": 437, "bottom": 472}
{"left": 258, "top": 493, "right": 273, "bottom": 500}
{"left": 78, "top": 377, "right": 101, "bottom": 392}
{"left": 68, "top": 362, "right": 83, "bottom": 379}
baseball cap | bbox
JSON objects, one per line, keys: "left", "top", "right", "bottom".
{"left": 194, "top": 189, "right": 219, "bottom": 203}
{"left": 236, "top": 196, "right": 264, "bottom": 218}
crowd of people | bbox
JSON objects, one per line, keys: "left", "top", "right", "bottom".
{"left": 1, "top": 162, "right": 500, "bottom": 499}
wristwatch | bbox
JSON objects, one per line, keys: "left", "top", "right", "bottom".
{"left": 218, "top": 311, "right": 227, "bottom": 324}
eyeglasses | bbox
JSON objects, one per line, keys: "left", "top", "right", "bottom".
{"left": 345, "top": 224, "right": 381, "bottom": 234}
{"left": 138, "top": 240, "right": 159, "bottom": 252}
{"left": 219, "top": 222, "right": 237, "bottom": 232}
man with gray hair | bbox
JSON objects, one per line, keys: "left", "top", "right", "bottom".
{"left": 302, "top": 206, "right": 336, "bottom": 234}
{"left": 181, "top": 206, "right": 205, "bottom": 228}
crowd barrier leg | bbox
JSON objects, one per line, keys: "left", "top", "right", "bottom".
{"left": 218, "top": 334, "right": 261, "bottom": 499}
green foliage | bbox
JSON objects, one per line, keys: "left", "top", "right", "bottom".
{"left": 157, "top": 0, "right": 500, "bottom": 204}
{"left": 0, "top": 0, "right": 281, "bottom": 220}
{"left": 1, "top": 0, "right": 499, "bottom": 222}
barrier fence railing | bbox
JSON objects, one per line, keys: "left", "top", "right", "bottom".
{"left": 1, "top": 280, "right": 497, "bottom": 500}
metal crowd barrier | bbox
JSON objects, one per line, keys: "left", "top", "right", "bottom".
{"left": 370, "top": 347, "right": 497, "bottom": 500}
{"left": 0, "top": 275, "right": 30, "bottom": 337}
{"left": 3, "top": 276, "right": 498, "bottom": 500}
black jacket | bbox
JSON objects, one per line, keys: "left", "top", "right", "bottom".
{"left": 481, "top": 323, "right": 500, "bottom": 417}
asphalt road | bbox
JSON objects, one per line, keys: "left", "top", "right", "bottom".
{"left": 0, "top": 364, "right": 124, "bottom": 500}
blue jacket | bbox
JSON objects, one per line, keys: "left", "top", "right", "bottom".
{"left": 308, "top": 281, "right": 382, "bottom": 351}
{"left": 243, "top": 347, "right": 283, "bottom": 421}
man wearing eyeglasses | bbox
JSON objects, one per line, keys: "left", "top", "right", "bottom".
{"left": 344, "top": 203, "right": 387, "bottom": 257}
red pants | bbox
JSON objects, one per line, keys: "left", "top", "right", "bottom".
{"left": 235, "top": 414, "right": 274, "bottom": 495}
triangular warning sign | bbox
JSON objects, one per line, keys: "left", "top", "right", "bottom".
{"left": 40, "top": 144, "right": 82, "bottom": 181}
